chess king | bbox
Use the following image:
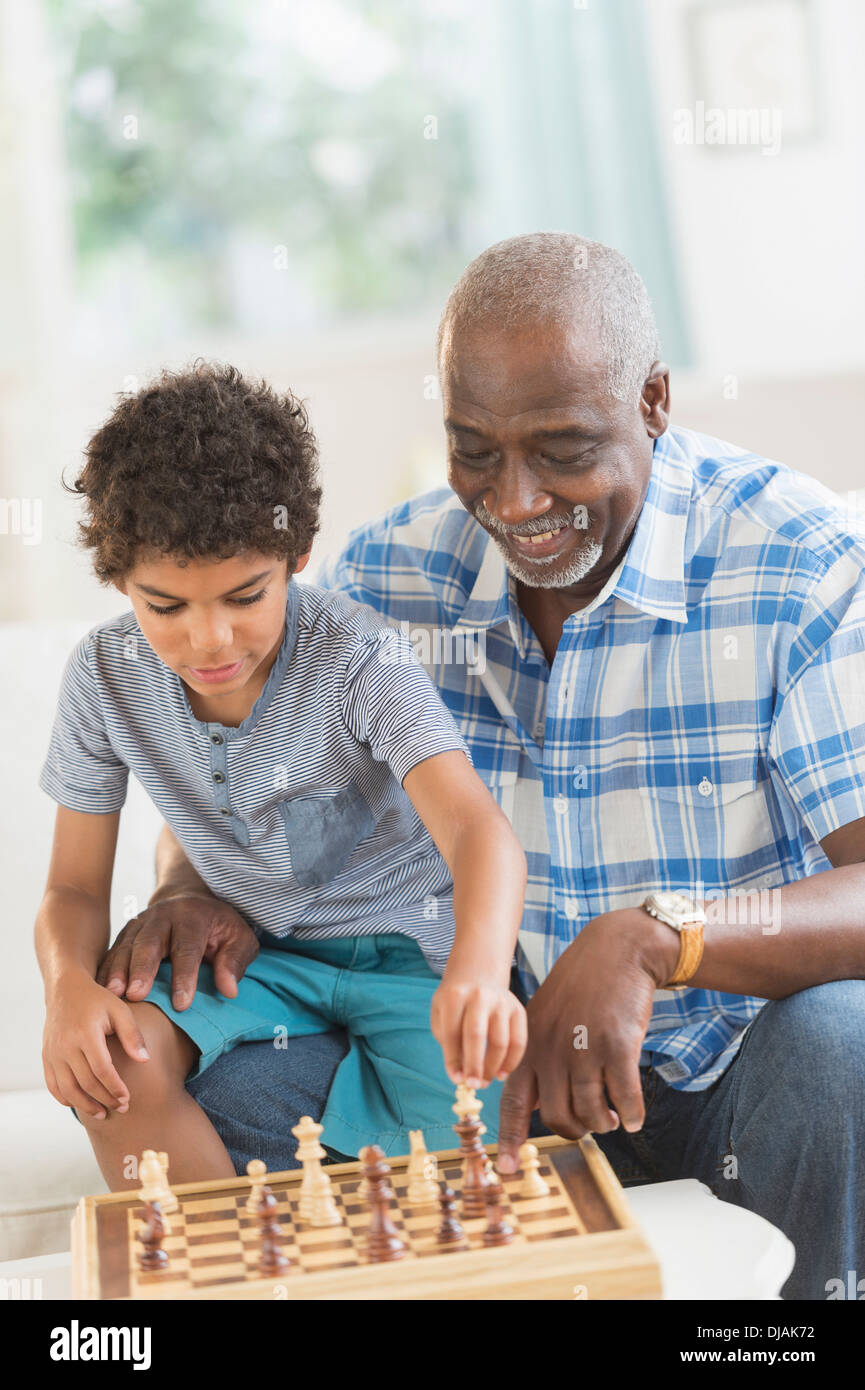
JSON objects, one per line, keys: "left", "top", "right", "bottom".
{"left": 35, "top": 361, "right": 528, "bottom": 1188}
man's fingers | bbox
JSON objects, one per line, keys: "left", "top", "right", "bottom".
{"left": 496, "top": 1062, "right": 538, "bottom": 1173}
{"left": 210, "top": 934, "right": 259, "bottom": 999}
{"left": 168, "top": 943, "right": 209, "bottom": 1010}
{"left": 124, "top": 925, "right": 173, "bottom": 1000}
{"left": 569, "top": 1074, "right": 618, "bottom": 1135}
{"left": 603, "top": 1055, "right": 645, "bottom": 1133}
{"left": 96, "top": 923, "right": 136, "bottom": 992}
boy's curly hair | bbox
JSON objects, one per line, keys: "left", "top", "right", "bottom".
{"left": 69, "top": 361, "right": 322, "bottom": 582}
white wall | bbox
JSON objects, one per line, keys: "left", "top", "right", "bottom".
{"left": 644, "top": 0, "right": 865, "bottom": 377}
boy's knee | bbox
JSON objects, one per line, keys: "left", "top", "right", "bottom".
{"left": 106, "top": 1002, "right": 198, "bottom": 1087}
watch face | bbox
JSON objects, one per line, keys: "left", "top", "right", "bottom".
{"left": 651, "top": 891, "right": 692, "bottom": 915}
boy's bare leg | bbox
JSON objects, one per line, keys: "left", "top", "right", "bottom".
{"left": 77, "top": 1001, "right": 236, "bottom": 1190}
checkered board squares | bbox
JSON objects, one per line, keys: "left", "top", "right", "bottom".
{"left": 73, "top": 1137, "right": 663, "bottom": 1299}
{"left": 128, "top": 1155, "right": 580, "bottom": 1296}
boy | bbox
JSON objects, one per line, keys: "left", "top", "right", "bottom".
{"left": 35, "top": 362, "right": 528, "bottom": 1190}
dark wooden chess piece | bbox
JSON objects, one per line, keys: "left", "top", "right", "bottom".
{"left": 137, "top": 1199, "right": 168, "bottom": 1270}
{"left": 482, "top": 1178, "right": 515, "bottom": 1247}
{"left": 435, "top": 1185, "right": 466, "bottom": 1247}
{"left": 359, "top": 1145, "right": 406, "bottom": 1263}
{"left": 257, "top": 1186, "right": 291, "bottom": 1275}
{"left": 453, "top": 1109, "right": 490, "bottom": 1218}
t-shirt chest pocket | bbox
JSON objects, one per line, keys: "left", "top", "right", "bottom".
{"left": 279, "top": 781, "right": 377, "bottom": 887}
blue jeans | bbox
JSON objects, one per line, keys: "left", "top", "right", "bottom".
{"left": 187, "top": 979, "right": 865, "bottom": 1300}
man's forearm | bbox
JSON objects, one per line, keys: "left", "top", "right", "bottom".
{"left": 688, "top": 862, "right": 865, "bottom": 997}
{"left": 150, "top": 825, "right": 213, "bottom": 905}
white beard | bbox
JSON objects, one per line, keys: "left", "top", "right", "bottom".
{"left": 487, "top": 528, "right": 605, "bottom": 589}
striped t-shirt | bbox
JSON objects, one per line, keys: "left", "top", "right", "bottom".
{"left": 39, "top": 581, "right": 474, "bottom": 973}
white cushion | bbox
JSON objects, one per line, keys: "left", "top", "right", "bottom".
{"left": 0, "top": 1089, "right": 106, "bottom": 1261}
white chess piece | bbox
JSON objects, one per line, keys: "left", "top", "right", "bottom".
{"left": 292, "top": 1116, "right": 343, "bottom": 1227}
{"left": 137, "top": 1149, "right": 174, "bottom": 1231}
{"left": 406, "top": 1130, "right": 439, "bottom": 1204}
{"left": 157, "top": 1153, "right": 179, "bottom": 1214}
{"left": 518, "top": 1142, "right": 550, "bottom": 1198}
{"left": 246, "top": 1158, "right": 268, "bottom": 1214}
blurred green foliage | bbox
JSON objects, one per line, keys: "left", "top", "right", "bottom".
{"left": 45, "top": 0, "right": 476, "bottom": 327}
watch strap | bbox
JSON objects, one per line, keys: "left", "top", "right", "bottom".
{"left": 665, "top": 922, "right": 705, "bottom": 989}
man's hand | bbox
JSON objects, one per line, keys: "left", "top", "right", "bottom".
{"left": 496, "top": 908, "right": 679, "bottom": 1173}
{"left": 96, "top": 895, "right": 260, "bottom": 1011}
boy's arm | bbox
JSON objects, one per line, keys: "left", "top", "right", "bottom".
{"left": 35, "top": 806, "right": 151, "bottom": 1118}
{"left": 97, "top": 825, "right": 260, "bottom": 1009}
{"left": 402, "top": 750, "right": 528, "bottom": 1087}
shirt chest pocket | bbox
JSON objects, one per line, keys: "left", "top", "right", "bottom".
{"left": 639, "top": 753, "right": 777, "bottom": 869}
{"left": 279, "top": 781, "right": 377, "bottom": 888}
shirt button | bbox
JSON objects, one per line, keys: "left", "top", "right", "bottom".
{"left": 564, "top": 901, "right": 579, "bottom": 920}
{"left": 534, "top": 723, "right": 544, "bottom": 739}
{"left": 213, "top": 771, "right": 226, "bottom": 784}
{"left": 698, "top": 777, "right": 713, "bottom": 797}
{"left": 553, "top": 796, "right": 569, "bottom": 815}
{"left": 220, "top": 806, "right": 231, "bottom": 816}
{"left": 210, "top": 732, "right": 224, "bottom": 745}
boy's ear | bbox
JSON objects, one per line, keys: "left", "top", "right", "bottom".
{"left": 291, "top": 551, "right": 312, "bottom": 577}
{"left": 113, "top": 578, "right": 129, "bottom": 596}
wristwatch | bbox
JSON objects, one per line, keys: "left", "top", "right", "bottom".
{"left": 640, "top": 891, "right": 706, "bottom": 990}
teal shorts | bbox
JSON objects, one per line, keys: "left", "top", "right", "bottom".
{"left": 143, "top": 931, "right": 503, "bottom": 1159}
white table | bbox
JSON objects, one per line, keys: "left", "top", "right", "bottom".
{"left": 0, "top": 1178, "right": 794, "bottom": 1300}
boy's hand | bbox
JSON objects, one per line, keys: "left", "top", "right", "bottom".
{"left": 431, "top": 974, "right": 527, "bottom": 1089}
{"left": 96, "top": 895, "right": 259, "bottom": 1011}
{"left": 42, "top": 971, "right": 152, "bottom": 1120}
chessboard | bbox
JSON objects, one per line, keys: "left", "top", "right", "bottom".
{"left": 71, "top": 1134, "right": 662, "bottom": 1301}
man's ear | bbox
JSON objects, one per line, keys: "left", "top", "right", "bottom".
{"left": 640, "top": 361, "right": 670, "bottom": 439}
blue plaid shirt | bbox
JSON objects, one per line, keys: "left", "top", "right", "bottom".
{"left": 315, "top": 425, "right": 865, "bottom": 1088}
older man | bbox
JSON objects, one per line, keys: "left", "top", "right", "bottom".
{"left": 100, "top": 234, "right": 865, "bottom": 1300}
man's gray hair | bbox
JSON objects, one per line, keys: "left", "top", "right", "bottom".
{"left": 437, "top": 232, "right": 661, "bottom": 404}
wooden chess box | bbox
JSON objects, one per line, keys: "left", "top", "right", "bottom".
{"left": 71, "top": 1135, "right": 662, "bottom": 1301}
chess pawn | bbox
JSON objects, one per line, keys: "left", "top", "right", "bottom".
{"left": 482, "top": 1178, "right": 514, "bottom": 1247}
{"left": 407, "top": 1130, "right": 439, "bottom": 1205}
{"left": 307, "top": 1165, "right": 342, "bottom": 1228}
{"left": 137, "top": 1150, "right": 173, "bottom": 1233}
{"left": 257, "top": 1187, "right": 290, "bottom": 1275}
{"left": 435, "top": 1186, "right": 466, "bottom": 1247}
{"left": 137, "top": 1199, "right": 169, "bottom": 1271}
{"left": 246, "top": 1158, "right": 268, "bottom": 1214}
{"left": 518, "top": 1142, "right": 550, "bottom": 1198}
